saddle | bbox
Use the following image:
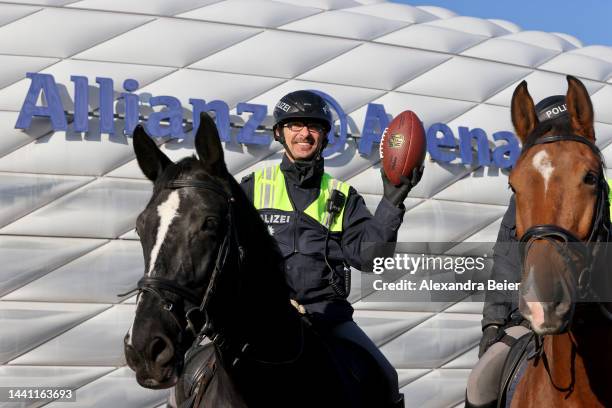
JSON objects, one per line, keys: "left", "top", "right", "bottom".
{"left": 177, "top": 342, "right": 217, "bottom": 408}
{"left": 497, "top": 330, "right": 535, "bottom": 408}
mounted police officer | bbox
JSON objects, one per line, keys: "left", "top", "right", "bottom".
{"left": 240, "top": 90, "right": 422, "bottom": 408}
{"left": 466, "top": 95, "right": 581, "bottom": 408}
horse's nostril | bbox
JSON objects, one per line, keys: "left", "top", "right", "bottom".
{"left": 148, "top": 336, "right": 174, "bottom": 366}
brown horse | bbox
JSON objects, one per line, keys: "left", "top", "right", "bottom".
{"left": 508, "top": 75, "right": 612, "bottom": 407}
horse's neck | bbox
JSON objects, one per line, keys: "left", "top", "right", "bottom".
{"left": 544, "top": 320, "right": 612, "bottom": 403}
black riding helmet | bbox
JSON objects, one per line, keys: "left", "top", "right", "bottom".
{"left": 272, "top": 90, "right": 333, "bottom": 155}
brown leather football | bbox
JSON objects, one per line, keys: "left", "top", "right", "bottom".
{"left": 380, "top": 110, "right": 426, "bottom": 186}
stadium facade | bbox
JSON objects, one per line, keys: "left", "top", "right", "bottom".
{"left": 2, "top": 1, "right": 612, "bottom": 407}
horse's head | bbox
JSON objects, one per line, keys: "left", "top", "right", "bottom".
{"left": 124, "top": 113, "right": 233, "bottom": 388}
{"left": 509, "top": 75, "right": 605, "bottom": 335}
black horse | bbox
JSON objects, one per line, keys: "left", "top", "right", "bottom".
{"left": 123, "top": 113, "right": 387, "bottom": 407}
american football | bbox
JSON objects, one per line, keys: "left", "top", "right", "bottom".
{"left": 380, "top": 110, "right": 427, "bottom": 186}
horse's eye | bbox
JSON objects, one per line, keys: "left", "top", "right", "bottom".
{"left": 584, "top": 172, "right": 598, "bottom": 186}
{"left": 202, "top": 217, "right": 219, "bottom": 231}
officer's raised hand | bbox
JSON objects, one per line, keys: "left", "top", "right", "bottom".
{"left": 381, "top": 166, "right": 423, "bottom": 207}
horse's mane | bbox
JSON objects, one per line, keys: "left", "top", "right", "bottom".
{"left": 521, "top": 116, "right": 575, "bottom": 152}
{"left": 165, "top": 156, "right": 285, "bottom": 271}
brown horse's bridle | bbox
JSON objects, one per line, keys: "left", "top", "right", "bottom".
{"left": 518, "top": 135, "right": 612, "bottom": 303}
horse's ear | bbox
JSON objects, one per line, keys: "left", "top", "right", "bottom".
{"left": 195, "top": 112, "right": 228, "bottom": 175}
{"left": 566, "top": 75, "right": 595, "bottom": 141}
{"left": 133, "top": 124, "right": 172, "bottom": 182}
{"left": 511, "top": 80, "right": 538, "bottom": 142}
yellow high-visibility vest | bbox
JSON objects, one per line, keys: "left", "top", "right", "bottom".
{"left": 253, "top": 165, "right": 351, "bottom": 232}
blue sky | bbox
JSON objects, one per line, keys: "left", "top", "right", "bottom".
{"left": 390, "top": 1, "right": 611, "bottom": 46}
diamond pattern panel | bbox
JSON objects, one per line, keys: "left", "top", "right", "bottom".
{"left": 298, "top": 43, "right": 450, "bottom": 90}
{"left": 178, "top": 0, "right": 321, "bottom": 27}
{"left": 2, "top": 1, "right": 611, "bottom": 407}
{"left": 0, "top": 178, "right": 152, "bottom": 238}
{"left": 191, "top": 30, "right": 359, "bottom": 79}
{"left": 279, "top": 10, "right": 408, "bottom": 40}
{"left": 397, "top": 57, "right": 532, "bottom": 103}
{"left": 74, "top": 18, "right": 261, "bottom": 68}
{"left": 0, "top": 8, "right": 153, "bottom": 58}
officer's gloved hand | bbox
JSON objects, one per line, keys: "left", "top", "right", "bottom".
{"left": 381, "top": 166, "right": 423, "bottom": 207}
{"left": 478, "top": 324, "right": 501, "bottom": 358}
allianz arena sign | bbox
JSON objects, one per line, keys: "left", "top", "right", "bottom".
{"left": 15, "top": 72, "right": 520, "bottom": 169}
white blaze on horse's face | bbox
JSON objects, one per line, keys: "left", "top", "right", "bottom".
{"left": 148, "top": 190, "right": 181, "bottom": 276}
{"left": 532, "top": 150, "right": 554, "bottom": 195}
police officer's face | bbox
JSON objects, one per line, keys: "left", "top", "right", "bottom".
{"left": 280, "top": 121, "right": 325, "bottom": 161}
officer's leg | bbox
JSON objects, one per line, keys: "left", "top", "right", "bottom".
{"left": 331, "top": 320, "right": 403, "bottom": 407}
{"left": 465, "top": 325, "right": 530, "bottom": 407}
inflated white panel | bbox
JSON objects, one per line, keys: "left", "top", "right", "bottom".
{"left": 571, "top": 45, "right": 612, "bottom": 65}
{"left": 44, "top": 367, "right": 169, "bottom": 408}
{"left": 538, "top": 53, "right": 612, "bottom": 82}
{"left": 46, "top": 368, "right": 168, "bottom": 408}
{"left": 397, "top": 368, "right": 431, "bottom": 387}
{"left": 0, "top": 3, "right": 40, "bottom": 27}
{"left": 0, "top": 8, "right": 152, "bottom": 58}
{"left": 552, "top": 32, "right": 582, "bottom": 48}
{"left": 0, "top": 301, "right": 110, "bottom": 363}
{"left": 425, "top": 16, "right": 511, "bottom": 38}
{"left": 486, "top": 70, "right": 604, "bottom": 107}
{"left": 594, "top": 122, "right": 612, "bottom": 150}
{"left": 4, "top": 240, "right": 143, "bottom": 303}
{"left": 0, "top": 365, "right": 114, "bottom": 405}
{"left": 592, "top": 86, "right": 612, "bottom": 125}
{"left": 11, "top": 304, "right": 133, "bottom": 365}
{"left": 0, "top": 112, "right": 53, "bottom": 158}
{"left": 501, "top": 30, "right": 577, "bottom": 52}
{"left": 274, "top": 0, "right": 360, "bottom": 10}
{"left": 6, "top": 0, "right": 78, "bottom": 5}
{"left": 416, "top": 5, "right": 456, "bottom": 19}
{"left": 75, "top": 18, "right": 261, "bottom": 68}
{"left": 487, "top": 19, "right": 520, "bottom": 34}
{"left": 0, "top": 236, "right": 105, "bottom": 297}
{"left": 0, "top": 55, "right": 58, "bottom": 90}
{"left": 0, "top": 119, "right": 137, "bottom": 176}
{"left": 191, "top": 30, "right": 358, "bottom": 79}
{"left": 461, "top": 38, "right": 558, "bottom": 68}
{"left": 397, "top": 200, "right": 506, "bottom": 245}
{"left": 381, "top": 313, "right": 480, "bottom": 368}
{"left": 0, "top": 59, "right": 174, "bottom": 112}
{"left": 0, "top": 178, "right": 152, "bottom": 238}
{"left": 279, "top": 10, "right": 408, "bottom": 40}
{"left": 349, "top": 91, "right": 476, "bottom": 139}
{"left": 399, "top": 369, "right": 471, "bottom": 408}
{"left": 397, "top": 57, "right": 532, "bottom": 103}
{"left": 354, "top": 311, "right": 433, "bottom": 346}
{"left": 178, "top": 0, "right": 320, "bottom": 27}
{"left": 0, "top": 172, "right": 93, "bottom": 227}
{"left": 433, "top": 169, "right": 512, "bottom": 206}
{"left": 67, "top": 0, "right": 220, "bottom": 16}
{"left": 298, "top": 43, "right": 450, "bottom": 90}
{"left": 138, "top": 68, "right": 284, "bottom": 109}
{"left": 445, "top": 103, "right": 513, "bottom": 140}
{"left": 375, "top": 24, "right": 486, "bottom": 54}
{"left": 345, "top": 3, "right": 437, "bottom": 23}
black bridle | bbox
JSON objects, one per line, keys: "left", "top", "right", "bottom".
{"left": 120, "top": 178, "right": 243, "bottom": 345}
{"left": 518, "top": 134, "right": 612, "bottom": 305}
